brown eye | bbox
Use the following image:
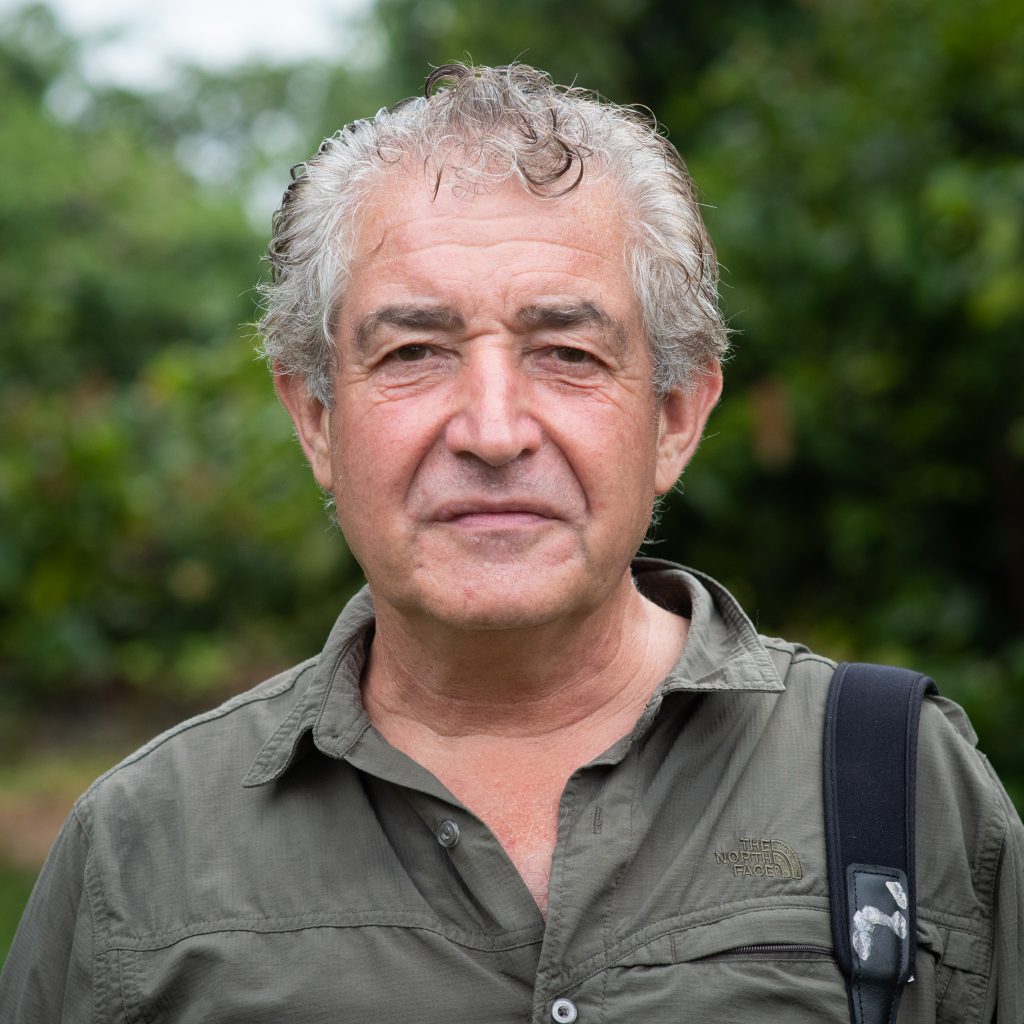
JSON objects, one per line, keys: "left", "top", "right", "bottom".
{"left": 554, "top": 346, "right": 588, "bottom": 363}
{"left": 394, "top": 344, "right": 430, "bottom": 362}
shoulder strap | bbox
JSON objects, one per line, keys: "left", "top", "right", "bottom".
{"left": 823, "top": 661, "right": 938, "bottom": 1024}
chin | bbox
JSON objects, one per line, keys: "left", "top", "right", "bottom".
{"left": 399, "top": 561, "right": 596, "bottom": 634}
{"left": 430, "top": 597, "right": 565, "bottom": 633}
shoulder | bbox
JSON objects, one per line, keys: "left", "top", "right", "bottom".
{"left": 912, "top": 694, "right": 1021, "bottom": 1013}
{"left": 762, "top": 642, "right": 1022, "bottom": 1010}
{"left": 765, "top": 643, "right": 1022, "bottom": 965}
{"left": 756, "top": 638, "right": 1007, "bottom": 799}
{"left": 75, "top": 657, "right": 317, "bottom": 837}
{"left": 52, "top": 657, "right": 329, "bottom": 949}
{"left": 914, "top": 694, "right": 1018, "bottom": 916}
{"left": 753, "top": 638, "right": 1019, "bottom": 887}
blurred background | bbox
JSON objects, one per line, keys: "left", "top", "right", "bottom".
{"left": 1, "top": 0, "right": 1022, "bottom": 962}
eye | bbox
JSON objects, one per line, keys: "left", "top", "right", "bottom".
{"left": 552, "top": 346, "right": 590, "bottom": 364}
{"left": 392, "top": 344, "right": 431, "bottom": 362}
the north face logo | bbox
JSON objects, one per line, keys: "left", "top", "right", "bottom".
{"left": 714, "top": 837, "right": 803, "bottom": 879}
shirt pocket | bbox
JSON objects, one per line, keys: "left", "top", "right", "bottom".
{"left": 588, "top": 907, "right": 946, "bottom": 1024}
{"left": 599, "top": 944, "right": 847, "bottom": 1021}
{"left": 117, "top": 924, "right": 532, "bottom": 1024}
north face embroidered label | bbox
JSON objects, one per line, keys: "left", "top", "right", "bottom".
{"left": 714, "top": 837, "right": 803, "bottom": 879}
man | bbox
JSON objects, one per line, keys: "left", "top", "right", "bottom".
{"left": 2, "top": 62, "right": 1021, "bottom": 1023}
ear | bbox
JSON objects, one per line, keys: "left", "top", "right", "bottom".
{"left": 654, "top": 365, "right": 723, "bottom": 494}
{"left": 273, "top": 367, "right": 335, "bottom": 491}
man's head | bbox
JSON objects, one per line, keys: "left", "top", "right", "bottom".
{"left": 260, "top": 62, "right": 728, "bottom": 405}
{"left": 269, "top": 63, "right": 725, "bottom": 634}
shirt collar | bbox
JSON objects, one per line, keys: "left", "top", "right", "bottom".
{"left": 631, "top": 558, "right": 784, "bottom": 695}
{"left": 243, "top": 559, "right": 784, "bottom": 788}
{"left": 242, "top": 587, "right": 376, "bottom": 788}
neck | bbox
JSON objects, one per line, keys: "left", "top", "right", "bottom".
{"left": 361, "top": 572, "right": 688, "bottom": 741}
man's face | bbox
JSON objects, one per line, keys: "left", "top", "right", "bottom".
{"left": 281, "top": 171, "right": 718, "bottom": 632}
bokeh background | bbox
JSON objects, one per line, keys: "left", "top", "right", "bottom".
{"left": 1, "top": 0, "right": 1022, "bottom": 964}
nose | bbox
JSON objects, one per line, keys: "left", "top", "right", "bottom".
{"left": 444, "top": 347, "right": 542, "bottom": 467}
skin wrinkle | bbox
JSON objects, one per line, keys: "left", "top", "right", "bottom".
{"left": 261, "top": 66, "right": 729, "bottom": 409}
{"left": 277, "top": 173, "right": 719, "bottom": 674}
{"left": 353, "top": 300, "right": 628, "bottom": 364}
{"left": 362, "top": 583, "right": 673, "bottom": 737}
{"left": 274, "top": 171, "right": 722, "bottom": 915}
{"left": 354, "top": 304, "right": 466, "bottom": 356}
{"left": 361, "top": 598, "right": 678, "bottom": 919}
{"left": 408, "top": 448, "right": 589, "bottom": 519}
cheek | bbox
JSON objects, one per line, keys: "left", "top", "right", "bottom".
{"left": 331, "top": 400, "right": 436, "bottom": 506}
{"left": 559, "top": 408, "right": 660, "bottom": 515}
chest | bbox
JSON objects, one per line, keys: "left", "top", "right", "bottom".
{"left": 95, "top": 691, "right": 967, "bottom": 1024}
{"left": 433, "top": 764, "right": 567, "bottom": 914}
{"left": 475, "top": 789, "right": 563, "bottom": 915}
{"left": 105, "top": 752, "right": 904, "bottom": 1024}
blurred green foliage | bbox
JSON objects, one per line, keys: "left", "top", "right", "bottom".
{"left": 0, "top": 5, "right": 365, "bottom": 727}
{"left": 0, "top": 0, "right": 1021, "bottom": 808}
{"left": 0, "top": 861, "right": 35, "bottom": 962}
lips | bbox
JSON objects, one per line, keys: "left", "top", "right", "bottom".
{"left": 431, "top": 498, "right": 562, "bottom": 523}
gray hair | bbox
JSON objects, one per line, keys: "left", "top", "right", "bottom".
{"left": 259, "top": 62, "right": 728, "bottom": 404}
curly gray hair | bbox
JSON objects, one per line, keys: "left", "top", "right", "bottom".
{"left": 259, "top": 62, "right": 728, "bottom": 404}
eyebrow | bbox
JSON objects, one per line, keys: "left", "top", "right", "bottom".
{"left": 353, "top": 300, "right": 628, "bottom": 356}
{"left": 355, "top": 304, "right": 465, "bottom": 354}
{"left": 516, "top": 302, "right": 628, "bottom": 356}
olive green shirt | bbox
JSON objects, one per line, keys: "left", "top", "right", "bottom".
{"left": 2, "top": 560, "right": 1022, "bottom": 1022}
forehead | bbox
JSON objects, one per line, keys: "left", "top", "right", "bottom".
{"left": 344, "top": 168, "right": 637, "bottom": 317}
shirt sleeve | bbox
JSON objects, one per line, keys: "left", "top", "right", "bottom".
{"left": 0, "top": 807, "right": 96, "bottom": 1022}
{"left": 990, "top": 773, "right": 1024, "bottom": 1024}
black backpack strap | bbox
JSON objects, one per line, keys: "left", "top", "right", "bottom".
{"left": 823, "top": 662, "right": 938, "bottom": 1024}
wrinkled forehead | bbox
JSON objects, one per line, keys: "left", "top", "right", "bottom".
{"left": 335, "top": 166, "right": 649, "bottom": 369}
{"left": 347, "top": 157, "right": 630, "bottom": 265}
{"left": 318, "top": 166, "right": 661, "bottom": 399}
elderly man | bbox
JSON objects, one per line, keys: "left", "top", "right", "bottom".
{"left": 2, "top": 63, "right": 1021, "bottom": 1023}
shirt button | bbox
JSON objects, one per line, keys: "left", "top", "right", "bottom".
{"left": 436, "top": 819, "right": 460, "bottom": 848}
{"left": 551, "top": 997, "right": 578, "bottom": 1023}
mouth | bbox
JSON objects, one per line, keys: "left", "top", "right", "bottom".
{"left": 445, "top": 511, "right": 550, "bottom": 529}
{"left": 432, "top": 500, "right": 561, "bottom": 528}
